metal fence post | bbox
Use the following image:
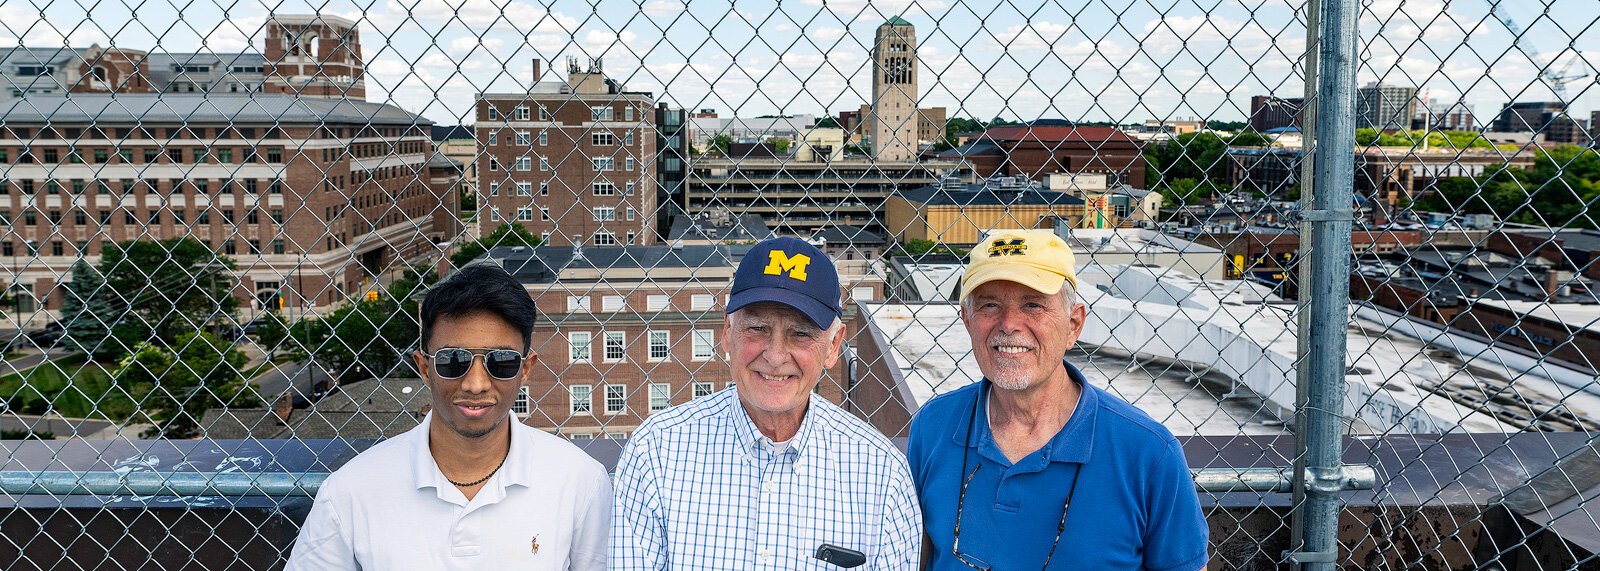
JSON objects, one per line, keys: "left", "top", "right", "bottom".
{"left": 1288, "top": 0, "right": 1359, "bottom": 568}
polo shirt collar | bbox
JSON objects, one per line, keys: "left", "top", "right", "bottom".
{"left": 730, "top": 390, "right": 825, "bottom": 467}
{"left": 409, "top": 412, "right": 533, "bottom": 505}
{"left": 950, "top": 359, "right": 1098, "bottom": 468}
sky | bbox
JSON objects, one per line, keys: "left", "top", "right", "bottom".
{"left": 2, "top": 0, "right": 1598, "bottom": 128}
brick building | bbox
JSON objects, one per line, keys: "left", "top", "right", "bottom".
{"left": 936, "top": 124, "right": 1145, "bottom": 186}
{"left": 482, "top": 243, "right": 884, "bottom": 439}
{"left": 0, "top": 94, "right": 457, "bottom": 314}
{"left": 0, "top": 14, "right": 364, "bottom": 103}
{"left": 475, "top": 58, "right": 658, "bottom": 247}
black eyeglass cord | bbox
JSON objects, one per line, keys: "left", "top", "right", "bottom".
{"left": 954, "top": 383, "right": 1084, "bottom": 571}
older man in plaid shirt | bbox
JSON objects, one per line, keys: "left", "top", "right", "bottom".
{"left": 610, "top": 237, "right": 921, "bottom": 570}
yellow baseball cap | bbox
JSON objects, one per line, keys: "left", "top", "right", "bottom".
{"left": 959, "top": 229, "right": 1079, "bottom": 301}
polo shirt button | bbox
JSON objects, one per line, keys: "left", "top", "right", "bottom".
{"left": 762, "top": 480, "right": 776, "bottom": 493}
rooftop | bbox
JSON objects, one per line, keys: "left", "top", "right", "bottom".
{"left": 0, "top": 94, "right": 431, "bottom": 126}
{"left": 666, "top": 213, "right": 774, "bottom": 243}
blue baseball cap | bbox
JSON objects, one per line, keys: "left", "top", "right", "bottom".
{"left": 727, "top": 237, "right": 843, "bottom": 329}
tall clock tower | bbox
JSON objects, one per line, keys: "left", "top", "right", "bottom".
{"left": 871, "top": 17, "right": 918, "bottom": 162}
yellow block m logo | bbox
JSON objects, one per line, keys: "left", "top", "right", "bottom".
{"left": 764, "top": 251, "right": 811, "bottom": 281}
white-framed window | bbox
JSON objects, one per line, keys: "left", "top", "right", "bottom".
{"left": 489, "top": 181, "right": 500, "bottom": 196}
{"left": 539, "top": 180, "right": 549, "bottom": 196}
{"left": 517, "top": 207, "right": 533, "bottom": 221}
{"left": 693, "top": 382, "right": 714, "bottom": 398}
{"left": 625, "top": 157, "right": 634, "bottom": 171}
{"left": 570, "top": 385, "right": 592, "bottom": 415}
{"left": 604, "top": 331, "right": 625, "bottom": 362}
{"left": 625, "top": 106, "right": 635, "bottom": 121}
{"left": 516, "top": 131, "right": 531, "bottom": 146}
{"left": 592, "top": 156, "right": 614, "bottom": 171}
{"left": 568, "top": 295, "right": 591, "bottom": 313}
{"left": 625, "top": 181, "right": 635, "bottom": 195}
{"left": 538, "top": 129, "right": 549, "bottom": 145}
{"left": 602, "top": 295, "right": 626, "bottom": 313}
{"left": 649, "top": 383, "right": 670, "bottom": 413}
{"left": 489, "top": 207, "right": 501, "bottom": 221}
{"left": 569, "top": 331, "right": 593, "bottom": 363}
{"left": 627, "top": 232, "right": 636, "bottom": 245}
{"left": 515, "top": 157, "right": 532, "bottom": 171}
{"left": 517, "top": 182, "right": 533, "bottom": 196}
{"left": 691, "top": 294, "right": 715, "bottom": 311}
{"left": 646, "top": 295, "right": 670, "bottom": 312}
{"left": 648, "top": 330, "right": 670, "bottom": 362}
{"left": 486, "top": 106, "right": 499, "bottom": 120}
{"left": 541, "top": 207, "right": 550, "bottom": 221}
{"left": 541, "top": 231, "right": 551, "bottom": 242}
{"left": 626, "top": 207, "right": 636, "bottom": 221}
{"left": 595, "top": 232, "right": 618, "bottom": 246}
{"left": 605, "top": 431, "right": 629, "bottom": 439}
{"left": 512, "top": 386, "right": 530, "bottom": 417}
{"left": 591, "top": 105, "right": 614, "bottom": 121}
{"left": 593, "top": 132, "right": 615, "bottom": 146}
{"left": 604, "top": 384, "right": 626, "bottom": 414}
{"left": 515, "top": 105, "right": 530, "bottom": 121}
{"left": 594, "top": 207, "right": 616, "bottom": 222}
{"left": 538, "top": 106, "right": 550, "bottom": 121}
{"left": 540, "top": 157, "right": 550, "bottom": 171}
{"left": 852, "top": 286, "right": 875, "bottom": 302}
{"left": 489, "top": 157, "right": 500, "bottom": 171}
{"left": 488, "top": 130, "right": 499, "bottom": 145}
{"left": 625, "top": 131, "right": 635, "bottom": 145}
{"left": 692, "top": 329, "right": 716, "bottom": 361}
{"left": 593, "top": 181, "right": 617, "bottom": 196}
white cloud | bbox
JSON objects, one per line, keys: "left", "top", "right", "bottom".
{"left": 643, "top": 0, "right": 683, "bottom": 19}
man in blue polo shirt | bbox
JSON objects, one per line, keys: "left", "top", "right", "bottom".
{"left": 906, "top": 229, "right": 1208, "bottom": 571}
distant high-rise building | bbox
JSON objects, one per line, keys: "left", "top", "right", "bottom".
{"left": 1491, "top": 101, "right": 1565, "bottom": 132}
{"left": 1414, "top": 98, "right": 1475, "bottom": 131}
{"left": 1249, "top": 96, "right": 1303, "bottom": 132}
{"left": 871, "top": 18, "right": 919, "bottom": 161}
{"left": 1356, "top": 83, "right": 1418, "bottom": 131}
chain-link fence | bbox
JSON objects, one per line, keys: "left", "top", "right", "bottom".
{"left": 0, "top": 0, "right": 1598, "bottom": 568}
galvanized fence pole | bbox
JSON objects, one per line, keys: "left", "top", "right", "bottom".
{"left": 1288, "top": 0, "right": 1360, "bottom": 568}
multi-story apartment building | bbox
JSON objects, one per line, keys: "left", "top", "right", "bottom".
{"left": 1356, "top": 83, "right": 1419, "bottom": 131}
{"left": 0, "top": 94, "right": 457, "bottom": 314}
{"left": 937, "top": 124, "right": 1145, "bottom": 185}
{"left": 684, "top": 157, "right": 969, "bottom": 237}
{"left": 483, "top": 243, "right": 881, "bottom": 439}
{"left": 0, "top": 15, "right": 364, "bottom": 103}
{"left": 475, "top": 58, "right": 657, "bottom": 247}
{"left": 655, "top": 103, "right": 689, "bottom": 238}
{"left": 1249, "top": 95, "right": 1303, "bottom": 132}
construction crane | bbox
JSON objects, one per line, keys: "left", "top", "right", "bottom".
{"left": 1486, "top": 0, "right": 1591, "bottom": 105}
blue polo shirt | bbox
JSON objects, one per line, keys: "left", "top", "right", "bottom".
{"left": 906, "top": 361, "right": 1208, "bottom": 571}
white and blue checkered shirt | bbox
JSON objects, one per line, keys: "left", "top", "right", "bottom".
{"left": 610, "top": 388, "right": 922, "bottom": 570}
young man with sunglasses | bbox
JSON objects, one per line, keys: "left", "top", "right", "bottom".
{"left": 287, "top": 264, "right": 612, "bottom": 570}
{"left": 610, "top": 237, "right": 922, "bottom": 570}
{"left": 906, "top": 230, "right": 1209, "bottom": 570}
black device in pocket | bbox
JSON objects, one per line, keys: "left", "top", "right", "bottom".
{"left": 814, "top": 544, "right": 866, "bottom": 568}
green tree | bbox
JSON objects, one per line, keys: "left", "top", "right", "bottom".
{"left": 765, "top": 137, "right": 792, "bottom": 154}
{"left": 896, "top": 239, "right": 969, "bottom": 258}
{"left": 286, "top": 296, "right": 419, "bottom": 384}
{"left": 98, "top": 238, "right": 237, "bottom": 346}
{"left": 61, "top": 261, "right": 121, "bottom": 359}
{"left": 1412, "top": 146, "right": 1600, "bottom": 229}
{"left": 814, "top": 116, "right": 841, "bottom": 129}
{"left": 708, "top": 134, "right": 732, "bottom": 155}
{"left": 459, "top": 186, "right": 477, "bottom": 213}
{"left": 1206, "top": 120, "right": 1249, "bottom": 132}
{"left": 450, "top": 223, "right": 544, "bottom": 267}
{"left": 255, "top": 310, "right": 289, "bottom": 350}
{"left": 126, "top": 332, "right": 256, "bottom": 438}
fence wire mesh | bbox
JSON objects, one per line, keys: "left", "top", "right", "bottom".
{"left": 0, "top": 0, "right": 1597, "bottom": 568}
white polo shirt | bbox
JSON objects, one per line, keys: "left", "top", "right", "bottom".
{"left": 286, "top": 413, "right": 612, "bottom": 570}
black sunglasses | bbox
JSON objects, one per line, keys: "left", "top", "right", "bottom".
{"left": 420, "top": 347, "right": 527, "bottom": 380}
